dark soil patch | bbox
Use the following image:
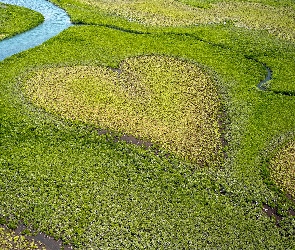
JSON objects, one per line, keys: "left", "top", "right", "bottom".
{"left": 262, "top": 202, "right": 295, "bottom": 226}
{"left": 98, "top": 128, "right": 153, "bottom": 148}
{"left": 262, "top": 204, "right": 282, "bottom": 225}
{"left": 5, "top": 223, "right": 73, "bottom": 250}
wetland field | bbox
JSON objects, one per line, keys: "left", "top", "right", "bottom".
{"left": 1, "top": 0, "right": 295, "bottom": 249}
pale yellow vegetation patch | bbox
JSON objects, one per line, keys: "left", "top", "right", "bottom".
{"left": 22, "top": 56, "right": 222, "bottom": 164}
{"left": 214, "top": 2, "right": 295, "bottom": 41}
{"left": 78, "top": 0, "right": 295, "bottom": 40}
{"left": 270, "top": 140, "right": 295, "bottom": 197}
{"left": 0, "top": 34, "right": 6, "bottom": 40}
{"left": 0, "top": 227, "right": 45, "bottom": 250}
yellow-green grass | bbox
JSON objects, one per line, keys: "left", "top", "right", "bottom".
{"left": 0, "top": 227, "right": 44, "bottom": 250}
{"left": 70, "top": 0, "right": 295, "bottom": 40}
{"left": 270, "top": 140, "right": 295, "bottom": 198}
{"left": 22, "top": 55, "right": 222, "bottom": 165}
{"left": 0, "top": 3, "right": 43, "bottom": 41}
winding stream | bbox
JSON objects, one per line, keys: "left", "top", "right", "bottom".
{"left": 244, "top": 56, "right": 273, "bottom": 91}
{"left": 257, "top": 64, "right": 272, "bottom": 90}
{"left": 0, "top": 0, "right": 72, "bottom": 61}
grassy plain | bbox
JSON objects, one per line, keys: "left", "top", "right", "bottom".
{"left": 0, "top": 3, "right": 43, "bottom": 41}
{"left": 1, "top": 0, "right": 295, "bottom": 249}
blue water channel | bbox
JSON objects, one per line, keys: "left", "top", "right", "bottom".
{"left": 0, "top": 0, "right": 72, "bottom": 61}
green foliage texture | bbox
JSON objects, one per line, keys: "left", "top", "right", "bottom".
{"left": 0, "top": 3, "right": 43, "bottom": 40}
{"left": 1, "top": 0, "right": 295, "bottom": 248}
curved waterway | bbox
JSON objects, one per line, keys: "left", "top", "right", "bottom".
{"left": 0, "top": 0, "right": 72, "bottom": 61}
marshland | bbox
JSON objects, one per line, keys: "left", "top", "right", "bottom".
{"left": 1, "top": 0, "right": 295, "bottom": 249}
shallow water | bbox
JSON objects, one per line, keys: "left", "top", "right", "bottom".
{"left": 257, "top": 64, "right": 272, "bottom": 90}
{"left": 0, "top": 0, "right": 72, "bottom": 61}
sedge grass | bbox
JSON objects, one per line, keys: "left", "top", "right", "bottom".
{"left": 1, "top": 0, "right": 295, "bottom": 248}
{"left": 0, "top": 24, "right": 288, "bottom": 248}
{"left": 0, "top": 3, "right": 43, "bottom": 41}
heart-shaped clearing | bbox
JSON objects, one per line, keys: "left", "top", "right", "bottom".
{"left": 22, "top": 55, "right": 222, "bottom": 165}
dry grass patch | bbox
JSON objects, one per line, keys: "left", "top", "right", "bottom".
{"left": 75, "top": 0, "right": 295, "bottom": 40}
{"left": 22, "top": 56, "right": 222, "bottom": 165}
{"left": 270, "top": 140, "right": 295, "bottom": 197}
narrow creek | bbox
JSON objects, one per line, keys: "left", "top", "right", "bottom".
{"left": 0, "top": 0, "right": 71, "bottom": 61}
{"left": 257, "top": 64, "right": 272, "bottom": 90}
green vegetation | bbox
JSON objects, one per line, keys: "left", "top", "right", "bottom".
{"left": 0, "top": 3, "right": 43, "bottom": 41}
{"left": 265, "top": 57, "right": 295, "bottom": 95}
{"left": 1, "top": 0, "right": 295, "bottom": 248}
